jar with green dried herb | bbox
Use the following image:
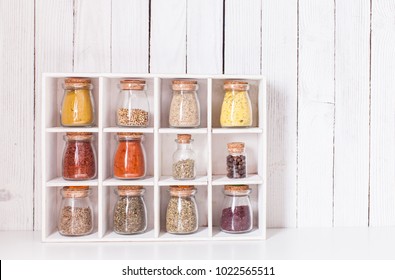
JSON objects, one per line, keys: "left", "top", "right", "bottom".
{"left": 166, "top": 186, "right": 198, "bottom": 234}
{"left": 172, "top": 134, "right": 196, "bottom": 180}
{"left": 58, "top": 186, "right": 94, "bottom": 236}
{"left": 113, "top": 186, "right": 147, "bottom": 235}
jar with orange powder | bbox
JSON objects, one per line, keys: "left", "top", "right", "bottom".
{"left": 113, "top": 133, "right": 146, "bottom": 179}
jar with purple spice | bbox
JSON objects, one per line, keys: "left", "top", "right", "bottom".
{"left": 226, "top": 142, "right": 247, "bottom": 179}
{"left": 220, "top": 185, "right": 252, "bottom": 233}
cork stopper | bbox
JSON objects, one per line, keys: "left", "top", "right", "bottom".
{"left": 224, "top": 80, "right": 249, "bottom": 91}
{"left": 120, "top": 79, "right": 146, "bottom": 90}
{"left": 177, "top": 134, "right": 192, "bottom": 143}
{"left": 227, "top": 142, "right": 245, "bottom": 153}
{"left": 224, "top": 185, "right": 251, "bottom": 195}
{"left": 64, "top": 77, "right": 92, "bottom": 89}
{"left": 117, "top": 132, "right": 143, "bottom": 139}
{"left": 65, "top": 132, "right": 93, "bottom": 140}
{"left": 62, "top": 186, "right": 90, "bottom": 198}
{"left": 172, "top": 80, "right": 198, "bottom": 91}
{"left": 169, "top": 185, "right": 196, "bottom": 197}
{"left": 117, "top": 185, "right": 144, "bottom": 196}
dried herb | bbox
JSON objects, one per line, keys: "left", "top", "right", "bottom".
{"left": 172, "top": 159, "right": 195, "bottom": 179}
{"left": 166, "top": 197, "right": 197, "bottom": 234}
{"left": 59, "top": 206, "right": 93, "bottom": 236}
{"left": 117, "top": 108, "right": 149, "bottom": 127}
{"left": 114, "top": 196, "right": 146, "bottom": 234}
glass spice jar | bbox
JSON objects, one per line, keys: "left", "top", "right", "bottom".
{"left": 166, "top": 186, "right": 198, "bottom": 234}
{"left": 62, "top": 132, "right": 97, "bottom": 180}
{"left": 220, "top": 185, "right": 253, "bottom": 234}
{"left": 116, "top": 79, "right": 150, "bottom": 127}
{"left": 172, "top": 134, "right": 196, "bottom": 180}
{"left": 60, "top": 77, "right": 95, "bottom": 127}
{"left": 113, "top": 132, "right": 146, "bottom": 179}
{"left": 113, "top": 186, "right": 147, "bottom": 235}
{"left": 169, "top": 80, "right": 200, "bottom": 128}
{"left": 220, "top": 80, "right": 252, "bottom": 127}
{"left": 226, "top": 142, "right": 247, "bottom": 179}
{"left": 58, "top": 186, "right": 94, "bottom": 236}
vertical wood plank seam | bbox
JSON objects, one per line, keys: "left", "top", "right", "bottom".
{"left": 259, "top": 0, "right": 262, "bottom": 75}
{"left": 72, "top": 0, "right": 76, "bottom": 71}
{"left": 296, "top": 0, "right": 300, "bottom": 228}
{"left": 332, "top": 0, "right": 337, "bottom": 227}
{"left": 33, "top": 0, "right": 37, "bottom": 231}
{"left": 222, "top": 0, "right": 225, "bottom": 74}
{"left": 368, "top": 0, "right": 372, "bottom": 227}
{"left": 110, "top": 0, "right": 113, "bottom": 72}
{"left": 148, "top": 0, "right": 152, "bottom": 73}
{"left": 185, "top": 0, "right": 188, "bottom": 73}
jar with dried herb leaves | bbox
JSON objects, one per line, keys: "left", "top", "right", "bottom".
{"left": 113, "top": 186, "right": 147, "bottom": 235}
{"left": 169, "top": 80, "right": 200, "bottom": 127}
{"left": 116, "top": 79, "right": 150, "bottom": 127}
{"left": 220, "top": 185, "right": 252, "bottom": 234}
{"left": 172, "top": 134, "right": 196, "bottom": 180}
{"left": 113, "top": 132, "right": 146, "bottom": 179}
{"left": 60, "top": 77, "right": 95, "bottom": 126}
{"left": 166, "top": 186, "right": 198, "bottom": 234}
{"left": 58, "top": 186, "right": 94, "bottom": 236}
{"left": 62, "top": 132, "right": 97, "bottom": 180}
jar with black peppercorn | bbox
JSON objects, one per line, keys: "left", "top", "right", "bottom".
{"left": 58, "top": 186, "right": 94, "bottom": 236}
{"left": 113, "top": 186, "right": 147, "bottom": 235}
{"left": 62, "top": 132, "right": 97, "bottom": 180}
{"left": 226, "top": 142, "right": 247, "bottom": 179}
{"left": 166, "top": 186, "right": 198, "bottom": 234}
{"left": 220, "top": 185, "right": 252, "bottom": 234}
{"left": 116, "top": 79, "right": 150, "bottom": 127}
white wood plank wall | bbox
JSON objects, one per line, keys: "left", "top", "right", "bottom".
{"left": 1, "top": 0, "right": 395, "bottom": 230}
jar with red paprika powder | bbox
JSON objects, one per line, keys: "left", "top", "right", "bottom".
{"left": 113, "top": 132, "right": 146, "bottom": 179}
{"left": 62, "top": 132, "right": 97, "bottom": 180}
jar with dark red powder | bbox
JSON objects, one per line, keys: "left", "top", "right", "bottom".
{"left": 220, "top": 185, "right": 252, "bottom": 233}
{"left": 62, "top": 132, "right": 97, "bottom": 180}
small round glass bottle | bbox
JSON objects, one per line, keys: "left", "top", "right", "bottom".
{"left": 58, "top": 186, "right": 94, "bottom": 236}
{"left": 169, "top": 80, "right": 200, "bottom": 128}
{"left": 113, "top": 186, "right": 147, "bottom": 235}
{"left": 62, "top": 132, "right": 97, "bottom": 180}
{"left": 220, "top": 80, "right": 252, "bottom": 127}
{"left": 166, "top": 186, "right": 198, "bottom": 234}
{"left": 172, "top": 134, "right": 196, "bottom": 180}
{"left": 60, "top": 77, "right": 95, "bottom": 127}
{"left": 220, "top": 185, "right": 253, "bottom": 234}
{"left": 116, "top": 79, "right": 150, "bottom": 127}
{"left": 113, "top": 132, "right": 146, "bottom": 179}
{"left": 226, "top": 142, "right": 247, "bottom": 179}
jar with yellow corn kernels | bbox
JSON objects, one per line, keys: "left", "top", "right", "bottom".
{"left": 220, "top": 80, "right": 252, "bottom": 127}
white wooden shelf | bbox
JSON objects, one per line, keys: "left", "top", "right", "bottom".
{"left": 46, "top": 127, "right": 99, "bottom": 133}
{"left": 103, "top": 176, "right": 155, "bottom": 186}
{"left": 46, "top": 177, "right": 98, "bottom": 187}
{"left": 103, "top": 127, "right": 154, "bottom": 133}
{"left": 159, "top": 128, "right": 208, "bottom": 134}
{"left": 42, "top": 73, "right": 267, "bottom": 242}
{"left": 158, "top": 176, "right": 208, "bottom": 186}
{"left": 212, "top": 174, "right": 264, "bottom": 185}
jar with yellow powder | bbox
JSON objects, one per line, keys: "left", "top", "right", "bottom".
{"left": 220, "top": 81, "right": 252, "bottom": 127}
{"left": 60, "top": 78, "right": 95, "bottom": 126}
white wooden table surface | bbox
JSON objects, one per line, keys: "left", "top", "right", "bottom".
{"left": 1, "top": 228, "right": 395, "bottom": 260}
